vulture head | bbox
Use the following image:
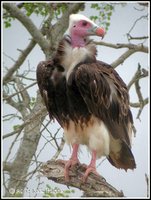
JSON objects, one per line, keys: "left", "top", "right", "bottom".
{"left": 65, "top": 14, "right": 105, "bottom": 48}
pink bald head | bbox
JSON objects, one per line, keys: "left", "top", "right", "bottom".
{"left": 66, "top": 14, "right": 105, "bottom": 48}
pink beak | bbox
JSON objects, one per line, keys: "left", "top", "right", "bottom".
{"left": 87, "top": 25, "right": 105, "bottom": 39}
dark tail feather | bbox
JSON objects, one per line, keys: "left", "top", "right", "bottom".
{"left": 108, "top": 142, "right": 136, "bottom": 170}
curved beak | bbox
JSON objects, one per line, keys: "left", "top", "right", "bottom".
{"left": 87, "top": 25, "right": 105, "bottom": 39}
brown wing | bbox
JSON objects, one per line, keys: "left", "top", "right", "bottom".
{"left": 36, "top": 60, "right": 69, "bottom": 127}
{"left": 75, "top": 60, "right": 136, "bottom": 170}
{"left": 36, "top": 60, "right": 56, "bottom": 121}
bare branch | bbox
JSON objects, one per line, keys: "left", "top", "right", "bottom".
{"left": 95, "top": 41, "right": 148, "bottom": 68}
{"left": 3, "top": 90, "right": 22, "bottom": 112}
{"left": 3, "top": 82, "right": 37, "bottom": 101}
{"left": 130, "top": 98, "right": 148, "bottom": 108}
{"left": 94, "top": 41, "right": 148, "bottom": 53}
{"left": 135, "top": 79, "right": 145, "bottom": 120}
{"left": 128, "top": 64, "right": 148, "bottom": 118}
{"left": 128, "top": 14, "right": 148, "bottom": 34}
{"left": 52, "top": 137, "right": 65, "bottom": 160}
{"left": 5, "top": 130, "right": 22, "bottom": 162}
{"left": 3, "top": 39, "right": 36, "bottom": 84}
{"left": 3, "top": 52, "right": 16, "bottom": 62}
{"left": 16, "top": 74, "right": 36, "bottom": 81}
{"left": 3, "top": 107, "right": 47, "bottom": 139}
{"left": 3, "top": 125, "right": 24, "bottom": 139}
{"left": 127, "top": 65, "right": 148, "bottom": 90}
{"left": 3, "top": 3, "right": 49, "bottom": 53}
{"left": 41, "top": 160, "right": 124, "bottom": 197}
{"left": 127, "top": 34, "right": 148, "bottom": 41}
{"left": 111, "top": 49, "right": 136, "bottom": 68}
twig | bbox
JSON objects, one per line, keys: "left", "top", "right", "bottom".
{"left": 5, "top": 130, "right": 22, "bottom": 161}
{"left": 127, "top": 34, "right": 148, "bottom": 41}
{"left": 3, "top": 39, "right": 36, "bottom": 84}
{"left": 41, "top": 160, "right": 124, "bottom": 197}
{"left": 128, "top": 14, "right": 148, "bottom": 34}
{"left": 127, "top": 65, "right": 148, "bottom": 90}
{"left": 3, "top": 82, "right": 37, "bottom": 100}
{"left": 3, "top": 107, "right": 47, "bottom": 139}
{"left": 130, "top": 98, "right": 148, "bottom": 108}
{"left": 52, "top": 137, "right": 65, "bottom": 160}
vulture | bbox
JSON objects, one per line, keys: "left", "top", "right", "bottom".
{"left": 37, "top": 14, "right": 136, "bottom": 182}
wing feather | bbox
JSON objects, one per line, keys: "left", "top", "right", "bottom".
{"left": 75, "top": 61, "right": 133, "bottom": 146}
{"left": 36, "top": 60, "right": 56, "bottom": 121}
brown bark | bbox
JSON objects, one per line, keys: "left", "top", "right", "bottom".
{"left": 41, "top": 160, "right": 124, "bottom": 197}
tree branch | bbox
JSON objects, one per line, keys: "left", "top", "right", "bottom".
{"left": 95, "top": 41, "right": 148, "bottom": 68}
{"left": 3, "top": 82, "right": 37, "bottom": 101}
{"left": 3, "top": 39, "right": 36, "bottom": 84}
{"left": 94, "top": 41, "right": 148, "bottom": 53}
{"left": 127, "top": 65, "right": 148, "bottom": 90}
{"left": 127, "top": 34, "right": 148, "bottom": 41}
{"left": 3, "top": 106, "right": 47, "bottom": 139}
{"left": 3, "top": 3, "right": 49, "bottom": 53}
{"left": 111, "top": 49, "right": 136, "bottom": 68}
{"left": 128, "top": 14, "right": 148, "bottom": 34}
{"left": 130, "top": 98, "right": 148, "bottom": 108}
{"left": 41, "top": 160, "right": 124, "bottom": 197}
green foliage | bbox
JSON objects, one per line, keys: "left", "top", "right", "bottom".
{"left": 3, "top": 3, "right": 68, "bottom": 28}
{"left": 3, "top": 15, "right": 15, "bottom": 28}
{"left": 90, "top": 3, "right": 114, "bottom": 32}
{"left": 43, "top": 184, "right": 75, "bottom": 197}
{"left": 13, "top": 125, "right": 21, "bottom": 131}
{"left": 23, "top": 3, "right": 50, "bottom": 17}
{"left": 29, "top": 97, "right": 36, "bottom": 109}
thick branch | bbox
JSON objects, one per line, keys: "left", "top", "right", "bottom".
{"left": 3, "top": 3, "right": 49, "bottom": 53}
{"left": 41, "top": 160, "right": 124, "bottom": 197}
{"left": 111, "top": 49, "right": 136, "bottom": 68}
{"left": 94, "top": 41, "right": 148, "bottom": 53}
{"left": 95, "top": 41, "right": 148, "bottom": 68}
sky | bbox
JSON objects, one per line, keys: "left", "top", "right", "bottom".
{"left": 3, "top": 2, "right": 149, "bottom": 198}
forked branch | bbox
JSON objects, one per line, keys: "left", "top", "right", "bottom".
{"left": 41, "top": 160, "right": 124, "bottom": 197}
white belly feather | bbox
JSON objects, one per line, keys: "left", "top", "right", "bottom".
{"left": 64, "top": 116, "right": 110, "bottom": 158}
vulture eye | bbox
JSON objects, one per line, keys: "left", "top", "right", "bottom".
{"left": 82, "top": 21, "right": 88, "bottom": 26}
{"left": 73, "top": 25, "right": 76, "bottom": 27}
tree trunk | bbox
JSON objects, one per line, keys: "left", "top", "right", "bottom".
{"left": 5, "top": 93, "right": 47, "bottom": 197}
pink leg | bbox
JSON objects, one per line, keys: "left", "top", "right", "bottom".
{"left": 64, "top": 144, "right": 80, "bottom": 182}
{"left": 82, "top": 150, "right": 100, "bottom": 182}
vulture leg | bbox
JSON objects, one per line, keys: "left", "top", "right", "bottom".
{"left": 82, "top": 150, "right": 100, "bottom": 182}
{"left": 64, "top": 144, "right": 80, "bottom": 181}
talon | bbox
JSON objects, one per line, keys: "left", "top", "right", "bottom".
{"left": 82, "top": 150, "right": 100, "bottom": 183}
{"left": 64, "top": 144, "right": 80, "bottom": 182}
{"left": 82, "top": 166, "right": 100, "bottom": 183}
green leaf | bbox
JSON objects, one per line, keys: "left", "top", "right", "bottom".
{"left": 13, "top": 125, "right": 21, "bottom": 131}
